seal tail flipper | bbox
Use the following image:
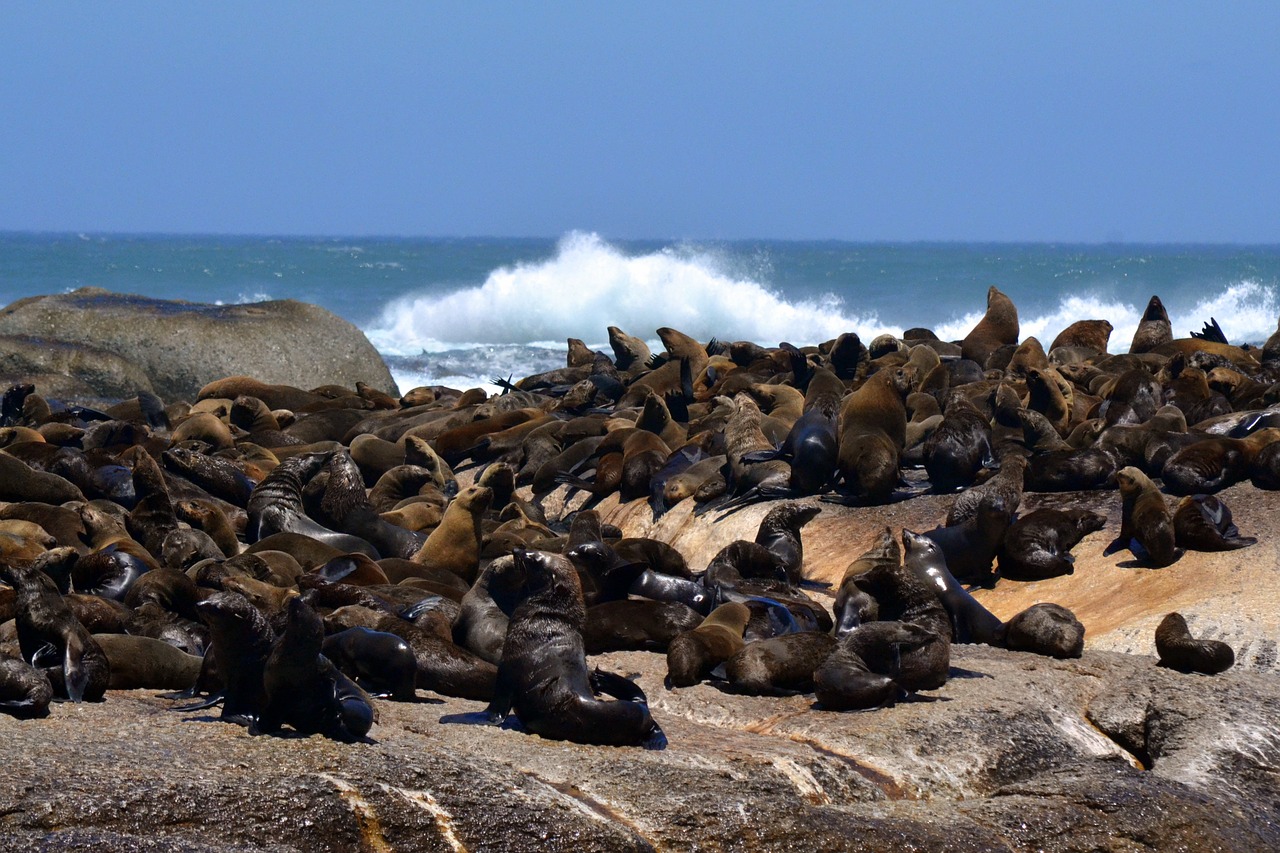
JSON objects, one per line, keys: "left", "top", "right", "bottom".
{"left": 643, "top": 721, "right": 668, "bottom": 751}
{"left": 170, "top": 694, "right": 226, "bottom": 712}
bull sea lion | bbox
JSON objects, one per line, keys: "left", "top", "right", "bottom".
{"left": 481, "top": 549, "right": 666, "bottom": 748}
{"left": 246, "top": 452, "right": 378, "bottom": 557}
{"left": 1155, "top": 612, "right": 1234, "bottom": 674}
{"left": 834, "top": 366, "right": 912, "bottom": 501}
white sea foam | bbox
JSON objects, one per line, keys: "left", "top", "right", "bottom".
{"left": 365, "top": 232, "right": 899, "bottom": 356}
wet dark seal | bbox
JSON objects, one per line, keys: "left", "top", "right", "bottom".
{"left": 482, "top": 548, "right": 666, "bottom": 748}
{"left": 814, "top": 621, "right": 939, "bottom": 711}
{"left": 997, "top": 508, "right": 1107, "bottom": 580}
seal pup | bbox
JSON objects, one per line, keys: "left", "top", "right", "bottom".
{"left": 1173, "top": 494, "right": 1256, "bottom": 551}
{"left": 813, "top": 621, "right": 940, "bottom": 711}
{"left": 997, "top": 508, "right": 1107, "bottom": 580}
{"left": 254, "top": 596, "right": 377, "bottom": 742}
{"left": 0, "top": 561, "right": 109, "bottom": 702}
{"left": 482, "top": 549, "right": 666, "bottom": 749}
{"left": 665, "top": 601, "right": 751, "bottom": 688}
{"left": 1104, "top": 466, "right": 1180, "bottom": 567}
{"left": 0, "top": 657, "right": 54, "bottom": 718}
{"left": 1155, "top": 612, "right": 1234, "bottom": 674}
{"left": 1002, "top": 603, "right": 1085, "bottom": 658}
{"left": 723, "top": 631, "right": 838, "bottom": 696}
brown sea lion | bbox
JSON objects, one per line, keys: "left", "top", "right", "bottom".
{"left": 1050, "top": 319, "right": 1113, "bottom": 354}
{"left": 960, "top": 286, "right": 1020, "bottom": 366}
{"left": 1172, "top": 494, "right": 1256, "bottom": 551}
{"left": 997, "top": 508, "right": 1107, "bottom": 580}
{"left": 835, "top": 366, "right": 912, "bottom": 501}
{"left": 409, "top": 484, "right": 492, "bottom": 583}
{"left": 1130, "top": 295, "right": 1173, "bottom": 354}
{"left": 1105, "top": 466, "right": 1180, "bottom": 567}
{"left": 665, "top": 601, "right": 751, "bottom": 688}
{"left": 814, "top": 621, "right": 940, "bottom": 711}
{"left": 723, "top": 631, "right": 837, "bottom": 696}
{"left": 1002, "top": 603, "right": 1085, "bottom": 658}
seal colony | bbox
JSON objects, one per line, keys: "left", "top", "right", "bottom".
{"left": 0, "top": 285, "right": 1266, "bottom": 742}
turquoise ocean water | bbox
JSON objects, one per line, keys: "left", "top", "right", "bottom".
{"left": 2, "top": 231, "right": 1279, "bottom": 394}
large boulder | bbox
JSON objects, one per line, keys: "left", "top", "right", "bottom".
{"left": 0, "top": 288, "right": 397, "bottom": 402}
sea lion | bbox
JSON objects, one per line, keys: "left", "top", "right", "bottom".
{"left": 254, "top": 597, "right": 377, "bottom": 742}
{"left": 922, "top": 390, "right": 995, "bottom": 491}
{"left": 313, "top": 450, "right": 426, "bottom": 559}
{"left": 0, "top": 561, "right": 109, "bottom": 702}
{"left": 723, "top": 631, "right": 837, "bottom": 696}
{"left": 1050, "top": 319, "right": 1113, "bottom": 354}
{"left": 1162, "top": 430, "right": 1280, "bottom": 496}
{"left": 902, "top": 529, "right": 1003, "bottom": 645}
{"left": 1104, "top": 466, "right": 1181, "bottom": 567}
{"left": 482, "top": 549, "right": 666, "bottom": 748}
{"left": 922, "top": 493, "right": 1012, "bottom": 587}
{"left": 665, "top": 601, "right": 751, "bottom": 688}
{"left": 162, "top": 447, "right": 256, "bottom": 507}
{"left": 0, "top": 657, "right": 54, "bottom": 718}
{"left": 322, "top": 627, "right": 418, "bottom": 700}
{"left": 832, "top": 528, "right": 895, "bottom": 636}
{"left": 998, "top": 603, "right": 1085, "bottom": 659}
{"left": 246, "top": 452, "right": 379, "bottom": 557}
{"left": 813, "top": 621, "right": 940, "bottom": 711}
{"left": 834, "top": 366, "right": 912, "bottom": 501}
{"left": 0, "top": 451, "right": 86, "bottom": 503}
{"left": 960, "top": 286, "right": 1020, "bottom": 366}
{"left": 583, "top": 599, "right": 703, "bottom": 654}
{"left": 753, "top": 502, "right": 821, "bottom": 584}
{"left": 1172, "top": 494, "right": 1256, "bottom": 551}
{"left": 1130, "top": 295, "right": 1173, "bottom": 354}
{"left": 946, "top": 453, "right": 1027, "bottom": 527}
{"left": 93, "top": 633, "right": 203, "bottom": 690}
{"left": 453, "top": 554, "right": 525, "bottom": 664}
{"left": 997, "top": 508, "right": 1107, "bottom": 580}
{"left": 1154, "top": 612, "right": 1234, "bottom": 674}
{"left": 409, "top": 484, "right": 492, "bottom": 583}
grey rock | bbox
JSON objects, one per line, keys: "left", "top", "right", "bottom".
{"left": 0, "top": 288, "right": 396, "bottom": 402}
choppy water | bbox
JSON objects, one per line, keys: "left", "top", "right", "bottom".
{"left": 3, "top": 231, "right": 1278, "bottom": 393}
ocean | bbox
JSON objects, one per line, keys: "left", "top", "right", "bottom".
{"left": 2, "top": 231, "right": 1279, "bottom": 395}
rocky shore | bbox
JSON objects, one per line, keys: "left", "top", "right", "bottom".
{"left": 0, "top": 290, "right": 1277, "bottom": 851}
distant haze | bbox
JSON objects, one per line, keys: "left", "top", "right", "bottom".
{"left": 2, "top": 4, "right": 1278, "bottom": 242}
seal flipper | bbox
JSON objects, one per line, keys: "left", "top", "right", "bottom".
{"left": 589, "top": 668, "right": 648, "bottom": 704}
{"left": 63, "top": 634, "right": 90, "bottom": 703}
{"left": 642, "top": 721, "right": 668, "bottom": 751}
{"left": 1128, "top": 537, "right": 1152, "bottom": 562}
{"left": 1102, "top": 535, "right": 1127, "bottom": 557}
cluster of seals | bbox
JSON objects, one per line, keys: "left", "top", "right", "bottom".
{"left": 0, "top": 284, "right": 1269, "bottom": 739}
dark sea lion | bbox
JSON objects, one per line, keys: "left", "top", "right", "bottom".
{"left": 313, "top": 451, "right": 426, "bottom": 559}
{"left": 902, "top": 529, "right": 1003, "bottom": 645}
{"left": 1002, "top": 603, "right": 1085, "bottom": 658}
{"left": 1050, "top": 319, "right": 1113, "bottom": 353}
{"left": 814, "top": 621, "right": 940, "bottom": 711}
{"left": 1154, "top": 612, "right": 1234, "bottom": 674}
{"left": 70, "top": 545, "right": 151, "bottom": 601}
{"left": 1099, "top": 368, "right": 1163, "bottom": 426}
{"left": 0, "top": 657, "right": 54, "bottom": 718}
{"left": 960, "top": 286, "right": 1020, "bottom": 366}
{"left": 753, "top": 502, "right": 821, "bottom": 584}
{"left": 833, "top": 528, "right": 896, "bottom": 636}
{"left": 1104, "top": 466, "right": 1181, "bottom": 567}
{"left": 322, "top": 627, "right": 418, "bottom": 700}
{"left": 482, "top": 549, "right": 665, "bottom": 748}
{"left": 409, "top": 484, "right": 492, "bottom": 583}
{"left": 0, "top": 451, "right": 86, "bottom": 503}
{"left": 723, "top": 631, "right": 837, "bottom": 696}
{"left": 63, "top": 593, "right": 132, "bottom": 634}
{"left": 162, "top": 447, "right": 256, "bottom": 507}
{"left": 665, "top": 601, "right": 751, "bottom": 688}
{"left": 922, "top": 493, "right": 1011, "bottom": 586}
{"left": 1130, "top": 295, "right": 1173, "bottom": 354}
{"left": 997, "top": 508, "right": 1106, "bottom": 580}
{"left": 1173, "top": 494, "right": 1256, "bottom": 551}
{"left": 254, "top": 597, "right": 376, "bottom": 742}
{"left": 126, "top": 601, "right": 208, "bottom": 656}
{"left": 583, "top": 599, "right": 703, "bottom": 654}
{"left": 93, "top": 633, "right": 203, "bottom": 690}
{"left": 923, "top": 390, "right": 995, "bottom": 491}
{"left": 946, "top": 453, "right": 1027, "bottom": 527}
{"left": 0, "top": 561, "right": 109, "bottom": 702}
{"left": 246, "top": 451, "right": 378, "bottom": 557}
{"left": 453, "top": 554, "right": 525, "bottom": 664}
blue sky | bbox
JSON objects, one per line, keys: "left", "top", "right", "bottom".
{"left": 2, "top": 3, "right": 1277, "bottom": 242}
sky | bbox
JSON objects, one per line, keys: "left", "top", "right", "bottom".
{"left": 2, "top": 3, "right": 1278, "bottom": 242}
